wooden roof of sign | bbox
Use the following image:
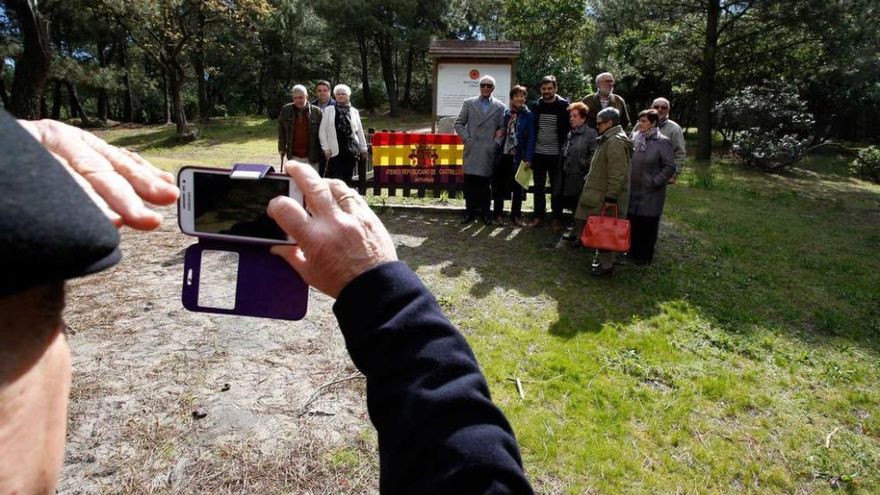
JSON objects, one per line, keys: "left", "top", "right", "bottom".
{"left": 428, "top": 40, "right": 521, "bottom": 59}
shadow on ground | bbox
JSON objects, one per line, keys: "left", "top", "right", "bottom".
{"left": 377, "top": 204, "right": 879, "bottom": 352}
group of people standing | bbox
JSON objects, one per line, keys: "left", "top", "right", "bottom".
{"left": 454, "top": 72, "right": 686, "bottom": 277}
{"left": 277, "top": 80, "right": 368, "bottom": 180}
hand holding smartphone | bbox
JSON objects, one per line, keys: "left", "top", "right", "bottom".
{"left": 177, "top": 166, "right": 303, "bottom": 244}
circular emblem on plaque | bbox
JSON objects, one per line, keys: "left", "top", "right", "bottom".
{"left": 469, "top": 69, "right": 480, "bottom": 80}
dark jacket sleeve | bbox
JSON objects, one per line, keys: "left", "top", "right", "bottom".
{"left": 651, "top": 138, "right": 677, "bottom": 188}
{"left": 618, "top": 96, "right": 631, "bottom": 131}
{"left": 333, "top": 262, "right": 534, "bottom": 495}
{"left": 556, "top": 97, "right": 571, "bottom": 144}
{"left": 523, "top": 111, "right": 536, "bottom": 164}
{"left": 278, "top": 105, "right": 288, "bottom": 155}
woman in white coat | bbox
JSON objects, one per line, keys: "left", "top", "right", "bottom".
{"left": 319, "top": 84, "right": 368, "bottom": 180}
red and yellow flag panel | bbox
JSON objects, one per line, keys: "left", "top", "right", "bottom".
{"left": 371, "top": 132, "right": 464, "bottom": 185}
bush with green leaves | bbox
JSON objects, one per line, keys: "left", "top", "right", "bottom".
{"left": 715, "top": 83, "right": 815, "bottom": 171}
{"left": 849, "top": 146, "right": 880, "bottom": 183}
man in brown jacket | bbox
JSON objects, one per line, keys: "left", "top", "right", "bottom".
{"left": 278, "top": 85, "right": 324, "bottom": 174}
{"left": 574, "top": 107, "right": 633, "bottom": 277}
{"left": 581, "top": 72, "right": 631, "bottom": 131}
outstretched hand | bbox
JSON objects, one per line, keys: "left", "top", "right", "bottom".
{"left": 267, "top": 161, "right": 397, "bottom": 298}
{"left": 17, "top": 119, "right": 179, "bottom": 231}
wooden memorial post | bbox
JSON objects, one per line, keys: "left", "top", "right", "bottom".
{"left": 428, "top": 40, "right": 521, "bottom": 133}
{"left": 368, "top": 41, "right": 521, "bottom": 199}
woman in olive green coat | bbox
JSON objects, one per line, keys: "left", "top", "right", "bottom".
{"left": 574, "top": 107, "right": 632, "bottom": 277}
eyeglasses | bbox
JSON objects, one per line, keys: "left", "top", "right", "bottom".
{"left": 480, "top": 83, "right": 494, "bottom": 88}
{"left": 653, "top": 105, "right": 669, "bottom": 110}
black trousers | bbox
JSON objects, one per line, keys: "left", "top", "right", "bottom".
{"left": 464, "top": 174, "right": 491, "bottom": 218}
{"left": 492, "top": 154, "right": 524, "bottom": 219}
{"left": 328, "top": 149, "right": 355, "bottom": 180}
{"left": 531, "top": 153, "right": 561, "bottom": 219}
{"left": 627, "top": 214, "right": 661, "bottom": 263}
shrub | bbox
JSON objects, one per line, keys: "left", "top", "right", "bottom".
{"left": 849, "top": 146, "right": 880, "bottom": 183}
{"left": 715, "top": 83, "right": 815, "bottom": 171}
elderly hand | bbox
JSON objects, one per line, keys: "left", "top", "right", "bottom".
{"left": 17, "top": 119, "right": 179, "bottom": 231}
{"left": 267, "top": 162, "right": 397, "bottom": 298}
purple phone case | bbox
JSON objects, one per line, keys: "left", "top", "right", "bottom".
{"left": 179, "top": 164, "right": 308, "bottom": 321}
{"left": 182, "top": 240, "right": 308, "bottom": 320}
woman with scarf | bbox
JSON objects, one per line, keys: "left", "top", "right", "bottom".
{"left": 319, "top": 84, "right": 368, "bottom": 180}
{"left": 492, "top": 85, "right": 535, "bottom": 226}
{"left": 626, "top": 108, "right": 676, "bottom": 264}
{"left": 556, "top": 102, "right": 598, "bottom": 243}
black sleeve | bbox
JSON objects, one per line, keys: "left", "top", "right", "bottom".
{"left": 333, "top": 262, "right": 534, "bottom": 495}
{"left": 0, "top": 110, "right": 121, "bottom": 298}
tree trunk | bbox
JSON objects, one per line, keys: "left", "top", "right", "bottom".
{"left": 192, "top": 3, "right": 209, "bottom": 123}
{"left": 193, "top": 54, "right": 209, "bottom": 123}
{"left": 695, "top": 0, "right": 720, "bottom": 162}
{"left": 168, "top": 62, "right": 191, "bottom": 137}
{"left": 357, "top": 32, "right": 374, "bottom": 111}
{"left": 402, "top": 45, "right": 414, "bottom": 109}
{"left": 96, "top": 40, "right": 110, "bottom": 121}
{"left": 161, "top": 68, "right": 172, "bottom": 124}
{"left": 375, "top": 34, "right": 399, "bottom": 117}
{"left": 65, "top": 79, "right": 93, "bottom": 126}
{"left": 4, "top": 0, "right": 52, "bottom": 119}
{"left": 120, "top": 41, "right": 134, "bottom": 122}
{"left": 50, "top": 78, "right": 62, "bottom": 119}
{"left": 0, "top": 67, "right": 10, "bottom": 109}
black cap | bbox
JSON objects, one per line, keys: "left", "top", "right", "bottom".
{"left": 0, "top": 110, "right": 121, "bottom": 297}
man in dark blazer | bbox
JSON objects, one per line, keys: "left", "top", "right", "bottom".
{"left": 454, "top": 75, "right": 506, "bottom": 224}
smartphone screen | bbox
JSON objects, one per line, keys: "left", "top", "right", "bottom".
{"left": 178, "top": 167, "right": 299, "bottom": 244}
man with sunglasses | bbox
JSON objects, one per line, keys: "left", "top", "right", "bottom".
{"left": 454, "top": 75, "right": 506, "bottom": 225}
{"left": 650, "top": 97, "right": 686, "bottom": 183}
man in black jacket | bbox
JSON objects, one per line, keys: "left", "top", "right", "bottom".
{"left": 0, "top": 111, "right": 534, "bottom": 495}
{"left": 278, "top": 84, "right": 324, "bottom": 174}
{"left": 528, "top": 75, "right": 570, "bottom": 232}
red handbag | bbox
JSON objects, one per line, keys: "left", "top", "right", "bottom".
{"left": 580, "top": 204, "right": 631, "bottom": 252}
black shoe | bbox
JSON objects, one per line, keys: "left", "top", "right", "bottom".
{"left": 590, "top": 265, "right": 614, "bottom": 278}
{"left": 460, "top": 215, "right": 475, "bottom": 224}
{"left": 481, "top": 215, "right": 493, "bottom": 225}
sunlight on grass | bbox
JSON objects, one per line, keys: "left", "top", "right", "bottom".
{"left": 93, "top": 119, "right": 879, "bottom": 493}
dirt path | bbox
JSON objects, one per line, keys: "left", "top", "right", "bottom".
{"left": 59, "top": 206, "right": 378, "bottom": 494}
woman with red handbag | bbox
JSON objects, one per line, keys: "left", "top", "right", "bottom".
{"left": 573, "top": 107, "right": 633, "bottom": 277}
{"left": 626, "top": 109, "right": 677, "bottom": 265}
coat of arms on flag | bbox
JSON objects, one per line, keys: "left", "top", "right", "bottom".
{"left": 371, "top": 132, "right": 464, "bottom": 185}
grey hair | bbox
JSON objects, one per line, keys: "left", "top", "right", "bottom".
{"left": 596, "top": 107, "right": 620, "bottom": 125}
{"left": 333, "top": 84, "right": 352, "bottom": 97}
{"left": 291, "top": 84, "right": 308, "bottom": 96}
{"left": 652, "top": 97, "right": 670, "bottom": 108}
{"left": 479, "top": 75, "right": 496, "bottom": 87}
{"left": 595, "top": 72, "right": 614, "bottom": 85}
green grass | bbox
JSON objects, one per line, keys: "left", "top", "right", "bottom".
{"left": 97, "top": 118, "right": 880, "bottom": 494}
{"left": 95, "top": 115, "right": 431, "bottom": 171}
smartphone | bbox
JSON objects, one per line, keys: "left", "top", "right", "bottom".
{"left": 177, "top": 166, "right": 302, "bottom": 244}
